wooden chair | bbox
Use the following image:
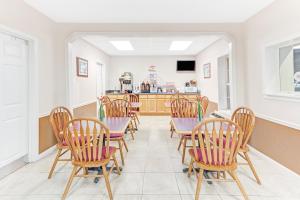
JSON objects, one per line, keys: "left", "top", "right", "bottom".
{"left": 200, "top": 96, "right": 209, "bottom": 116}
{"left": 169, "top": 94, "right": 189, "bottom": 138}
{"left": 48, "top": 106, "right": 73, "bottom": 179}
{"left": 62, "top": 118, "right": 120, "bottom": 200}
{"left": 187, "top": 118, "right": 248, "bottom": 200}
{"left": 124, "top": 93, "right": 140, "bottom": 129}
{"left": 105, "top": 99, "right": 134, "bottom": 165}
{"left": 171, "top": 98, "right": 199, "bottom": 163}
{"left": 99, "top": 96, "right": 111, "bottom": 116}
{"left": 232, "top": 107, "right": 261, "bottom": 184}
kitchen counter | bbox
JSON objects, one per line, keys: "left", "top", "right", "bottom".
{"left": 106, "top": 93, "right": 200, "bottom": 115}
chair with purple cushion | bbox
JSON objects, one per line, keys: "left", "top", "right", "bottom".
{"left": 62, "top": 118, "right": 120, "bottom": 200}
{"left": 187, "top": 118, "right": 248, "bottom": 200}
{"left": 48, "top": 106, "right": 73, "bottom": 179}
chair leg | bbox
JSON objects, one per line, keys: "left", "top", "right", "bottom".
{"left": 188, "top": 158, "right": 194, "bottom": 178}
{"left": 182, "top": 138, "right": 187, "bottom": 164}
{"left": 48, "top": 148, "right": 62, "bottom": 179}
{"left": 230, "top": 170, "right": 249, "bottom": 200}
{"left": 83, "top": 167, "right": 88, "bottom": 176}
{"left": 244, "top": 152, "right": 261, "bottom": 185}
{"left": 122, "top": 138, "right": 129, "bottom": 152}
{"left": 62, "top": 166, "right": 77, "bottom": 200}
{"left": 177, "top": 136, "right": 183, "bottom": 151}
{"left": 195, "top": 168, "right": 204, "bottom": 200}
{"left": 112, "top": 154, "right": 121, "bottom": 175}
{"left": 102, "top": 164, "right": 113, "bottom": 200}
{"left": 135, "top": 113, "right": 140, "bottom": 124}
{"left": 128, "top": 122, "right": 135, "bottom": 140}
{"left": 118, "top": 140, "right": 125, "bottom": 165}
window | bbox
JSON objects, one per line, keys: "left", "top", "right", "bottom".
{"left": 265, "top": 37, "right": 300, "bottom": 98}
{"left": 279, "top": 44, "right": 300, "bottom": 92}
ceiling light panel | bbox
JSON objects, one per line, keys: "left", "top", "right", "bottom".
{"left": 110, "top": 41, "right": 134, "bottom": 50}
{"left": 169, "top": 41, "right": 192, "bottom": 51}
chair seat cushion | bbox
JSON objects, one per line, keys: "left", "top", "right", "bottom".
{"left": 106, "top": 133, "right": 124, "bottom": 138}
{"left": 82, "top": 146, "right": 116, "bottom": 162}
{"left": 189, "top": 148, "right": 226, "bottom": 166}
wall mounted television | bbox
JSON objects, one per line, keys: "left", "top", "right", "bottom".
{"left": 177, "top": 60, "right": 196, "bottom": 71}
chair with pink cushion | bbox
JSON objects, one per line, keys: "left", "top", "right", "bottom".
{"left": 124, "top": 93, "right": 140, "bottom": 129}
{"left": 48, "top": 106, "right": 73, "bottom": 179}
{"left": 62, "top": 118, "right": 120, "bottom": 200}
{"left": 187, "top": 118, "right": 248, "bottom": 200}
{"left": 105, "top": 99, "right": 132, "bottom": 165}
{"left": 171, "top": 98, "right": 199, "bottom": 163}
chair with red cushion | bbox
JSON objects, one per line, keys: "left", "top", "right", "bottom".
{"left": 187, "top": 118, "right": 248, "bottom": 200}
{"left": 48, "top": 107, "right": 73, "bottom": 179}
{"left": 171, "top": 98, "right": 199, "bottom": 163}
{"left": 105, "top": 99, "right": 132, "bottom": 165}
{"left": 62, "top": 118, "right": 120, "bottom": 200}
{"left": 124, "top": 93, "right": 140, "bottom": 128}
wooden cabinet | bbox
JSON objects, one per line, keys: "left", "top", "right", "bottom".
{"left": 139, "top": 98, "right": 148, "bottom": 113}
{"left": 107, "top": 93, "right": 199, "bottom": 115}
{"left": 156, "top": 98, "right": 165, "bottom": 113}
{"left": 147, "top": 99, "right": 157, "bottom": 113}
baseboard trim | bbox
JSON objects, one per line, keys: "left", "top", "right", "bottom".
{"left": 248, "top": 145, "right": 300, "bottom": 177}
{"left": 0, "top": 156, "right": 27, "bottom": 180}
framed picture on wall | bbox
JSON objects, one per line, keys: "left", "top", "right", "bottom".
{"left": 76, "top": 57, "right": 88, "bottom": 77}
{"left": 203, "top": 63, "right": 211, "bottom": 79}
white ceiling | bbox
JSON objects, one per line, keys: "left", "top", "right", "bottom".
{"left": 82, "top": 34, "right": 221, "bottom": 56}
{"left": 24, "top": 0, "right": 275, "bottom": 23}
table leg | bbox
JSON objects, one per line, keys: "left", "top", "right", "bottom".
{"left": 89, "top": 166, "right": 123, "bottom": 183}
{"left": 183, "top": 168, "right": 212, "bottom": 184}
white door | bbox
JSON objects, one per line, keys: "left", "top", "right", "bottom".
{"left": 96, "top": 62, "right": 105, "bottom": 97}
{"left": 0, "top": 32, "right": 29, "bottom": 168}
{"left": 218, "top": 55, "right": 231, "bottom": 110}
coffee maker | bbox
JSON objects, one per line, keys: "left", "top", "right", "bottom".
{"left": 119, "top": 72, "right": 133, "bottom": 93}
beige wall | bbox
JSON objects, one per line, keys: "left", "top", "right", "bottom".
{"left": 71, "top": 39, "right": 110, "bottom": 107}
{"left": 196, "top": 39, "right": 230, "bottom": 103}
{"left": 109, "top": 55, "right": 197, "bottom": 90}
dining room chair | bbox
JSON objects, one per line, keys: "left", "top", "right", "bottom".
{"left": 48, "top": 106, "right": 73, "bottom": 179}
{"left": 171, "top": 98, "right": 199, "bottom": 163}
{"left": 169, "top": 94, "right": 189, "bottom": 138}
{"left": 231, "top": 107, "right": 261, "bottom": 184}
{"left": 200, "top": 96, "right": 209, "bottom": 116}
{"left": 105, "top": 99, "right": 134, "bottom": 165}
{"left": 187, "top": 118, "right": 248, "bottom": 200}
{"left": 62, "top": 118, "right": 120, "bottom": 200}
{"left": 123, "top": 93, "right": 140, "bottom": 129}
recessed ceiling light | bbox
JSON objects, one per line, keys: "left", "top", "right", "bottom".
{"left": 110, "top": 41, "right": 134, "bottom": 51}
{"left": 169, "top": 41, "right": 192, "bottom": 51}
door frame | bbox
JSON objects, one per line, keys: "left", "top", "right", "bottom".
{"left": 0, "top": 25, "right": 39, "bottom": 162}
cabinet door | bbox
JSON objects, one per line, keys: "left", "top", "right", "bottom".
{"left": 148, "top": 99, "right": 157, "bottom": 113}
{"left": 156, "top": 99, "right": 166, "bottom": 113}
{"left": 165, "top": 100, "right": 171, "bottom": 114}
{"left": 139, "top": 99, "right": 148, "bottom": 113}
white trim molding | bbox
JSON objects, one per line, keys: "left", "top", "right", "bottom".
{"left": 256, "top": 113, "right": 300, "bottom": 131}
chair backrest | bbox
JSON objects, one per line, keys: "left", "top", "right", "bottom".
{"left": 191, "top": 118, "right": 244, "bottom": 166}
{"left": 170, "top": 92, "right": 187, "bottom": 102}
{"left": 64, "top": 118, "right": 110, "bottom": 163}
{"left": 231, "top": 107, "right": 255, "bottom": 149}
{"left": 106, "top": 99, "right": 130, "bottom": 117}
{"left": 49, "top": 107, "right": 73, "bottom": 146}
{"left": 124, "top": 94, "right": 139, "bottom": 111}
{"left": 100, "top": 96, "right": 111, "bottom": 105}
{"left": 170, "top": 98, "right": 198, "bottom": 118}
{"left": 200, "top": 96, "right": 209, "bottom": 115}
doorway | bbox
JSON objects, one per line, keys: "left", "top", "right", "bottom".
{"left": 218, "top": 54, "right": 231, "bottom": 111}
{"left": 0, "top": 32, "right": 29, "bottom": 168}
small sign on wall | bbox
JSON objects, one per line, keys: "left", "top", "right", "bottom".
{"left": 203, "top": 63, "right": 211, "bottom": 79}
{"left": 76, "top": 57, "right": 88, "bottom": 77}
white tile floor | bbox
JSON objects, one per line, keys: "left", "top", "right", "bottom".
{"left": 1, "top": 116, "right": 300, "bottom": 200}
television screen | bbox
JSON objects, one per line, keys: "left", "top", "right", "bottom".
{"left": 177, "top": 60, "right": 195, "bottom": 71}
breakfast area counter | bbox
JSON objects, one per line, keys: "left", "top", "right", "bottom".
{"left": 106, "top": 92, "right": 200, "bottom": 115}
